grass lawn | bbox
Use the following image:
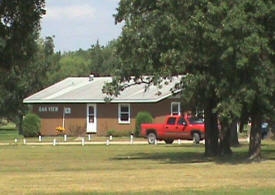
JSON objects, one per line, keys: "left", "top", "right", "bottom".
{"left": 0, "top": 139, "right": 275, "bottom": 195}
{"left": 0, "top": 127, "right": 145, "bottom": 143}
{"left": 0, "top": 123, "right": 24, "bottom": 142}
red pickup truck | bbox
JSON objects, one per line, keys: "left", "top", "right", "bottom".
{"left": 141, "top": 115, "right": 205, "bottom": 144}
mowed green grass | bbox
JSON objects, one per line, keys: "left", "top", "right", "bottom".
{"left": 0, "top": 140, "right": 275, "bottom": 195}
{"left": 0, "top": 127, "right": 145, "bottom": 143}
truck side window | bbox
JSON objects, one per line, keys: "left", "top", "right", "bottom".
{"left": 167, "top": 117, "right": 176, "bottom": 125}
{"left": 178, "top": 117, "right": 187, "bottom": 125}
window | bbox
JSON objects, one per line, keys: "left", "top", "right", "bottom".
{"left": 167, "top": 117, "right": 176, "bottom": 125}
{"left": 118, "top": 104, "right": 130, "bottom": 124}
{"left": 171, "top": 102, "right": 181, "bottom": 115}
{"left": 178, "top": 117, "right": 187, "bottom": 125}
{"left": 88, "top": 106, "right": 95, "bottom": 123}
{"left": 189, "top": 117, "right": 204, "bottom": 124}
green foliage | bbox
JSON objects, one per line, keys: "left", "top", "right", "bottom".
{"left": 47, "top": 49, "right": 91, "bottom": 83}
{"left": 114, "top": 0, "right": 274, "bottom": 117}
{"left": 106, "top": 129, "right": 132, "bottom": 137}
{"left": 0, "top": 36, "right": 60, "bottom": 135}
{"left": 0, "top": 1, "right": 45, "bottom": 133}
{"left": 112, "top": 0, "right": 274, "bottom": 158}
{"left": 0, "top": 0, "right": 46, "bottom": 70}
{"left": 88, "top": 40, "right": 120, "bottom": 76}
{"left": 135, "top": 112, "right": 153, "bottom": 137}
{"left": 22, "top": 113, "right": 41, "bottom": 137}
{"left": 47, "top": 40, "right": 120, "bottom": 85}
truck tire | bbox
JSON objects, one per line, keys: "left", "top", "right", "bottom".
{"left": 147, "top": 132, "right": 157, "bottom": 144}
{"left": 193, "top": 133, "right": 200, "bottom": 144}
{"left": 164, "top": 139, "right": 174, "bottom": 144}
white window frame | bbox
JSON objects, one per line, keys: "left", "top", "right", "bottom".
{"left": 171, "top": 102, "right": 181, "bottom": 115}
{"left": 118, "top": 104, "right": 131, "bottom": 124}
{"left": 86, "top": 104, "right": 97, "bottom": 133}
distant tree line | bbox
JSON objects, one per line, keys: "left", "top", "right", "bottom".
{"left": 47, "top": 40, "right": 120, "bottom": 85}
{"left": 0, "top": 0, "right": 119, "bottom": 133}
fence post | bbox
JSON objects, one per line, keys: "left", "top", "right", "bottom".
{"left": 64, "top": 134, "right": 67, "bottom": 142}
{"left": 81, "top": 138, "right": 85, "bottom": 146}
{"left": 130, "top": 134, "right": 134, "bottom": 144}
{"left": 39, "top": 135, "right": 42, "bottom": 142}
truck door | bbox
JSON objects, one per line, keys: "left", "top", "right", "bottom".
{"left": 164, "top": 117, "right": 182, "bottom": 138}
{"left": 177, "top": 117, "right": 189, "bottom": 139}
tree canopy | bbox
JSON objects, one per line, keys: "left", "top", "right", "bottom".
{"left": 0, "top": 0, "right": 45, "bottom": 70}
{"left": 112, "top": 0, "right": 274, "bottom": 159}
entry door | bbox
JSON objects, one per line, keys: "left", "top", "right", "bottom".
{"left": 87, "top": 104, "right": 97, "bottom": 133}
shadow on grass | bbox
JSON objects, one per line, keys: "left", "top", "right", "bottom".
{"left": 262, "top": 149, "right": 275, "bottom": 160}
{"left": 112, "top": 143, "right": 275, "bottom": 165}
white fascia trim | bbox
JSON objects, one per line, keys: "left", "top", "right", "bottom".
{"left": 23, "top": 99, "right": 160, "bottom": 104}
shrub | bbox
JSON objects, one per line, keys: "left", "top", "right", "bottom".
{"left": 106, "top": 130, "right": 132, "bottom": 137}
{"left": 22, "top": 113, "right": 41, "bottom": 137}
{"left": 135, "top": 111, "right": 153, "bottom": 137}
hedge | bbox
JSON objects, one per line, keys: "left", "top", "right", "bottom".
{"left": 22, "top": 113, "right": 41, "bottom": 137}
{"left": 135, "top": 111, "right": 153, "bottom": 137}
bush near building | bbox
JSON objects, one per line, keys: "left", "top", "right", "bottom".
{"left": 135, "top": 112, "right": 153, "bottom": 137}
{"left": 22, "top": 113, "right": 41, "bottom": 137}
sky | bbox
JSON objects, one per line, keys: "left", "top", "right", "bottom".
{"left": 41, "top": 0, "right": 123, "bottom": 52}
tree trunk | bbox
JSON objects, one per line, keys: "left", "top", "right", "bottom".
{"left": 249, "top": 113, "right": 262, "bottom": 161}
{"left": 230, "top": 120, "right": 240, "bottom": 147}
{"left": 220, "top": 119, "right": 232, "bottom": 155}
{"left": 17, "top": 114, "right": 24, "bottom": 135}
{"left": 204, "top": 102, "right": 219, "bottom": 157}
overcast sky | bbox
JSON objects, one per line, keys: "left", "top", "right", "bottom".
{"left": 41, "top": 0, "right": 123, "bottom": 52}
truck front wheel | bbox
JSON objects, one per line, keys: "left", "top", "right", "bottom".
{"left": 147, "top": 132, "right": 157, "bottom": 144}
{"left": 193, "top": 133, "right": 200, "bottom": 144}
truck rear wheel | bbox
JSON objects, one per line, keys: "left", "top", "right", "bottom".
{"left": 193, "top": 133, "right": 200, "bottom": 144}
{"left": 164, "top": 139, "right": 174, "bottom": 144}
{"left": 147, "top": 132, "right": 157, "bottom": 144}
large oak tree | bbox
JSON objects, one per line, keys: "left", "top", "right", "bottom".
{"left": 111, "top": 0, "right": 274, "bottom": 159}
{"left": 0, "top": 0, "right": 46, "bottom": 133}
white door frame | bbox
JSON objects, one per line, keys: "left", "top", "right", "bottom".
{"left": 171, "top": 102, "right": 181, "bottom": 115}
{"left": 86, "top": 104, "right": 97, "bottom": 133}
